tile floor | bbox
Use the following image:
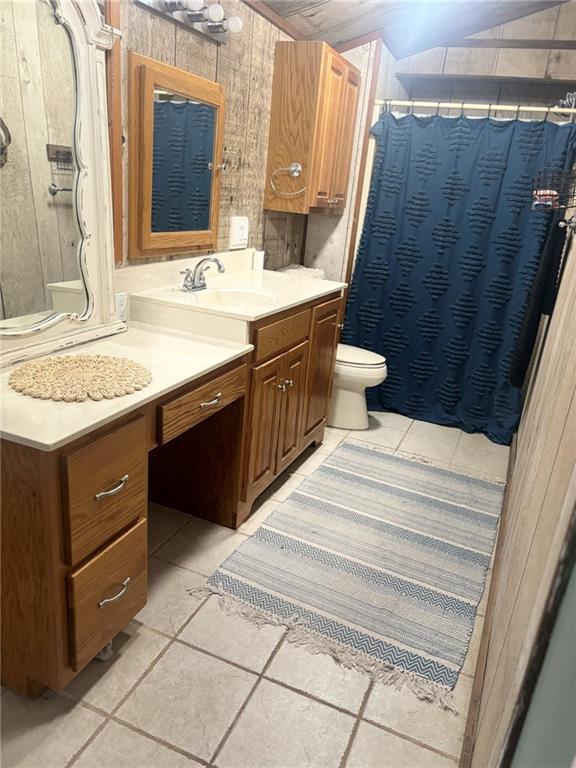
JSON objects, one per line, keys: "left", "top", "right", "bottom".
{"left": 1, "top": 414, "right": 509, "bottom": 768}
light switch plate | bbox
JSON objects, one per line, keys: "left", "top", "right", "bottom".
{"left": 229, "top": 216, "right": 249, "bottom": 250}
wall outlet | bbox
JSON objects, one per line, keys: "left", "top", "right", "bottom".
{"left": 116, "top": 292, "right": 128, "bottom": 322}
{"left": 229, "top": 216, "right": 249, "bottom": 250}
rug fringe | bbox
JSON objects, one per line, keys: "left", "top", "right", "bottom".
{"left": 188, "top": 583, "right": 458, "bottom": 713}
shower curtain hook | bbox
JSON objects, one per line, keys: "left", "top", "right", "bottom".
{"left": 435, "top": 101, "right": 441, "bottom": 116}
{"left": 410, "top": 99, "right": 415, "bottom": 115}
{"left": 460, "top": 102, "right": 465, "bottom": 117}
{"left": 516, "top": 104, "right": 521, "bottom": 120}
{"left": 488, "top": 103, "right": 493, "bottom": 118}
{"left": 545, "top": 106, "right": 551, "bottom": 121}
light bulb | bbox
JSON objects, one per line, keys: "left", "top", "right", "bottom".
{"left": 187, "top": 0, "right": 204, "bottom": 10}
{"left": 206, "top": 2, "right": 224, "bottom": 22}
{"left": 224, "top": 15, "right": 242, "bottom": 33}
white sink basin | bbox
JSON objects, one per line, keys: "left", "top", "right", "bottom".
{"left": 192, "top": 287, "right": 281, "bottom": 309}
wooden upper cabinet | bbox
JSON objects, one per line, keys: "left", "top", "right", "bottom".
{"left": 264, "top": 42, "right": 361, "bottom": 215}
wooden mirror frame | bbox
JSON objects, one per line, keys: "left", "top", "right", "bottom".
{"left": 128, "top": 53, "right": 225, "bottom": 260}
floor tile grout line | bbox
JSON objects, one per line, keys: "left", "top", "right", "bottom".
{"left": 208, "top": 632, "right": 288, "bottom": 766}
{"left": 339, "top": 679, "right": 374, "bottom": 768}
{"left": 361, "top": 716, "right": 461, "bottom": 762}
{"left": 110, "top": 712, "right": 211, "bottom": 766}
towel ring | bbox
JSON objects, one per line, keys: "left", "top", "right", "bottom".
{"left": 270, "top": 162, "right": 306, "bottom": 198}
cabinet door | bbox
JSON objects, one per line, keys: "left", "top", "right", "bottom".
{"left": 330, "top": 67, "right": 361, "bottom": 209}
{"left": 303, "top": 298, "right": 341, "bottom": 438}
{"left": 245, "top": 353, "right": 284, "bottom": 498}
{"left": 276, "top": 341, "right": 309, "bottom": 475}
{"left": 311, "top": 53, "right": 346, "bottom": 209}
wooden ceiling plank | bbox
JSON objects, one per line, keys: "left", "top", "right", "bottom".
{"left": 446, "top": 38, "right": 576, "bottom": 50}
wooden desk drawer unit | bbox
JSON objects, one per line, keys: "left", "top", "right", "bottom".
{"left": 158, "top": 364, "right": 247, "bottom": 444}
{"left": 63, "top": 416, "right": 148, "bottom": 565}
{"left": 68, "top": 518, "right": 147, "bottom": 670}
{"left": 253, "top": 308, "right": 311, "bottom": 362}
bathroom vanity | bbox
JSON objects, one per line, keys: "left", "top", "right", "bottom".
{"left": 0, "top": 0, "right": 347, "bottom": 698}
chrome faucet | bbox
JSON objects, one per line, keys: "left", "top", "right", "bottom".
{"left": 180, "top": 257, "right": 225, "bottom": 292}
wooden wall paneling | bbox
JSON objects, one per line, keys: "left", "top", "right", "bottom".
{"left": 239, "top": 14, "right": 279, "bottom": 250}
{"left": 216, "top": 0, "right": 255, "bottom": 249}
{"left": 467, "top": 239, "right": 576, "bottom": 766}
{"left": 174, "top": 26, "right": 217, "bottom": 80}
{"left": 104, "top": 0, "right": 124, "bottom": 264}
{"left": 12, "top": 0, "right": 64, "bottom": 298}
{"left": 241, "top": 0, "right": 304, "bottom": 41}
{"left": 0, "top": 0, "right": 45, "bottom": 317}
{"left": 126, "top": 0, "right": 176, "bottom": 64}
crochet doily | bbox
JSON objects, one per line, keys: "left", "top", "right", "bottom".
{"left": 9, "top": 354, "right": 152, "bottom": 402}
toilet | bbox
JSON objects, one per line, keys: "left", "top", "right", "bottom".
{"left": 328, "top": 344, "right": 388, "bottom": 430}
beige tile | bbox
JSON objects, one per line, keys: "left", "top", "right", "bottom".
{"left": 398, "top": 432, "right": 458, "bottom": 464}
{"left": 322, "top": 426, "right": 351, "bottom": 447}
{"left": 267, "top": 471, "right": 306, "bottom": 502}
{"left": 117, "top": 643, "right": 256, "bottom": 761}
{"left": 63, "top": 622, "right": 169, "bottom": 713}
{"left": 215, "top": 679, "right": 354, "bottom": 768}
{"left": 266, "top": 639, "right": 370, "bottom": 713}
{"left": 148, "top": 504, "right": 191, "bottom": 555}
{"left": 368, "top": 411, "right": 413, "bottom": 431}
{"left": 155, "top": 516, "right": 245, "bottom": 576}
{"left": 452, "top": 434, "right": 509, "bottom": 480}
{"left": 238, "top": 498, "right": 279, "bottom": 536}
{"left": 364, "top": 674, "right": 473, "bottom": 758}
{"left": 74, "top": 721, "right": 201, "bottom": 767}
{"left": 348, "top": 721, "right": 457, "bottom": 768}
{"left": 177, "top": 596, "right": 284, "bottom": 672}
{"left": 135, "top": 557, "right": 206, "bottom": 636}
{"left": 462, "top": 613, "right": 484, "bottom": 678}
{"left": 289, "top": 444, "right": 334, "bottom": 476}
{"left": 0, "top": 689, "right": 104, "bottom": 768}
{"left": 408, "top": 420, "right": 461, "bottom": 447}
{"left": 357, "top": 424, "right": 407, "bottom": 450}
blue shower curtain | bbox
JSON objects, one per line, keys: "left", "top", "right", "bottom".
{"left": 151, "top": 101, "right": 215, "bottom": 232}
{"left": 343, "top": 113, "right": 576, "bottom": 444}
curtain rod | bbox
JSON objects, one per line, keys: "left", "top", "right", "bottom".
{"left": 375, "top": 99, "right": 576, "bottom": 115}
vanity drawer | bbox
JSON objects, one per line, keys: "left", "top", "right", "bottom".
{"left": 68, "top": 518, "right": 147, "bottom": 671}
{"left": 253, "top": 309, "right": 311, "bottom": 362}
{"left": 158, "top": 364, "right": 248, "bottom": 444}
{"left": 63, "top": 416, "right": 148, "bottom": 565}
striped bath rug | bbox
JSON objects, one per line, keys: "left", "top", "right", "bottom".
{"left": 198, "top": 439, "right": 504, "bottom": 707}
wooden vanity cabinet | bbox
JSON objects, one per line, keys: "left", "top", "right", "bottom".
{"left": 241, "top": 294, "right": 342, "bottom": 517}
{"left": 264, "top": 42, "right": 361, "bottom": 215}
{"left": 1, "top": 358, "right": 249, "bottom": 697}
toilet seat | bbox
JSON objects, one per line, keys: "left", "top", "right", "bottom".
{"left": 336, "top": 344, "right": 386, "bottom": 369}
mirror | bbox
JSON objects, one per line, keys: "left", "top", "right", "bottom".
{"left": 0, "top": 0, "right": 86, "bottom": 332}
{"left": 129, "top": 53, "right": 225, "bottom": 259}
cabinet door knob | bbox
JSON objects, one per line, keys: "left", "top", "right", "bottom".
{"left": 95, "top": 474, "right": 129, "bottom": 501}
{"left": 337, "top": 323, "right": 344, "bottom": 330}
{"left": 277, "top": 382, "right": 287, "bottom": 392}
{"left": 285, "top": 379, "right": 294, "bottom": 388}
{"left": 98, "top": 577, "right": 130, "bottom": 608}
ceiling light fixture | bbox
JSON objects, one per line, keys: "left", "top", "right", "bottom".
{"left": 140, "top": 0, "right": 243, "bottom": 43}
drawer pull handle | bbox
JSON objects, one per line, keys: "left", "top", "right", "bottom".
{"left": 95, "top": 474, "right": 129, "bottom": 501}
{"left": 98, "top": 577, "right": 130, "bottom": 608}
{"left": 200, "top": 392, "right": 222, "bottom": 408}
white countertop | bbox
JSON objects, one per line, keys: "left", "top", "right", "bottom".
{"left": 130, "top": 269, "right": 346, "bottom": 322}
{"left": 0, "top": 323, "right": 253, "bottom": 451}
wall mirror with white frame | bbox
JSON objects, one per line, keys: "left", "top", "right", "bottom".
{"left": 0, "top": 0, "right": 122, "bottom": 362}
